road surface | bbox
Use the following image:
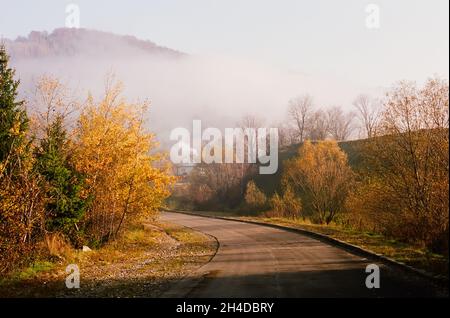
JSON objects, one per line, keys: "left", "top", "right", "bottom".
{"left": 161, "top": 212, "right": 443, "bottom": 298}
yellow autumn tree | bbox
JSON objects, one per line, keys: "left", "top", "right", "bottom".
{"left": 74, "top": 79, "right": 175, "bottom": 241}
{"left": 268, "top": 186, "right": 302, "bottom": 219}
{"left": 283, "top": 140, "right": 354, "bottom": 224}
{"left": 245, "top": 180, "right": 267, "bottom": 212}
{"left": 355, "top": 77, "right": 449, "bottom": 252}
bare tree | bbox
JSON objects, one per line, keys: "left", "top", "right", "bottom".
{"left": 238, "top": 114, "right": 265, "bottom": 158}
{"left": 276, "top": 122, "right": 297, "bottom": 147}
{"left": 236, "top": 114, "right": 265, "bottom": 196}
{"left": 353, "top": 94, "right": 380, "bottom": 138}
{"left": 307, "top": 109, "right": 329, "bottom": 140}
{"left": 288, "top": 95, "right": 313, "bottom": 142}
{"left": 28, "top": 75, "right": 80, "bottom": 140}
{"left": 238, "top": 114, "right": 265, "bottom": 130}
{"left": 188, "top": 161, "right": 243, "bottom": 208}
{"left": 365, "top": 78, "right": 449, "bottom": 250}
{"left": 326, "top": 106, "right": 355, "bottom": 141}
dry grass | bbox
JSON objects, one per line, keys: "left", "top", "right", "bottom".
{"left": 0, "top": 218, "right": 217, "bottom": 298}
{"left": 43, "top": 233, "right": 74, "bottom": 260}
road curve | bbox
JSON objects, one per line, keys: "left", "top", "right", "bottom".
{"left": 161, "top": 212, "right": 442, "bottom": 298}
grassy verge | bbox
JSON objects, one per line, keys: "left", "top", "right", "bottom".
{"left": 183, "top": 210, "right": 449, "bottom": 279}
{"left": 0, "top": 217, "right": 217, "bottom": 298}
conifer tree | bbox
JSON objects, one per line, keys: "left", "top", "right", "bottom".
{"left": 35, "top": 115, "right": 89, "bottom": 244}
{"left": 0, "top": 45, "right": 28, "bottom": 174}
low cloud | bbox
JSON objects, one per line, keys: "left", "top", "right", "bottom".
{"left": 6, "top": 29, "right": 378, "bottom": 149}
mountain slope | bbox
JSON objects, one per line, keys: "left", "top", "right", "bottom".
{"left": 4, "top": 28, "right": 184, "bottom": 59}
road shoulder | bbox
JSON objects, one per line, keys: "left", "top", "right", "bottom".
{"left": 0, "top": 218, "right": 218, "bottom": 298}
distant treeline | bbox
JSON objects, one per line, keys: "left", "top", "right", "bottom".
{"left": 172, "top": 77, "right": 449, "bottom": 255}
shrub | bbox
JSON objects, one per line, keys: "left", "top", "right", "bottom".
{"left": 283, "top": 140, "right": 353, "bottom": 224}
{"left": 268, "top": 186, "right": 302, "bottom": 218}
{"left": 245, "top": 181, "right": 268, "bottom": 212}
{"left": 359, "top": 78, "right": 449, "bottom": 253}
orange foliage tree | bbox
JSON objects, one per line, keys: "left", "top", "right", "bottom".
{"left": 283, "top": 140, "right": 354, "bottom": 224}
{"left": 356, "top": 77, "right": 449, "bottom": 252}
{"left": 74, "top": 79, "right": 175, "bottom": 241}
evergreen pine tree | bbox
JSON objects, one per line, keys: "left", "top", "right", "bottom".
{"left": 0, "top": 44, "right": 28, "bottom": 173}
{"left": 35, "top": 115, "right": 89, "bottom": 244}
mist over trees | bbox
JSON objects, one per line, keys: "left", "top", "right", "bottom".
{"left": 0, "top": 46, "right": 174, "bottom": 274}
{"left": 5, "top": 28, "right": 373, "bottom": 150}
{"left": 173, "top": 76, "right": 449, "bottom": 256}
{"left": 286, "top": 96, "right": 356, "bottom": 143}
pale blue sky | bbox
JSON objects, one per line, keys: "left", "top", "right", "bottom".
{"left": 1, "top": 0, "right": 449, "bottom": 85}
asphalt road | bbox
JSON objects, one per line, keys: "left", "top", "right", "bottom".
{"left": 161, "top": 212, "right": 443, "bottom": 298}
